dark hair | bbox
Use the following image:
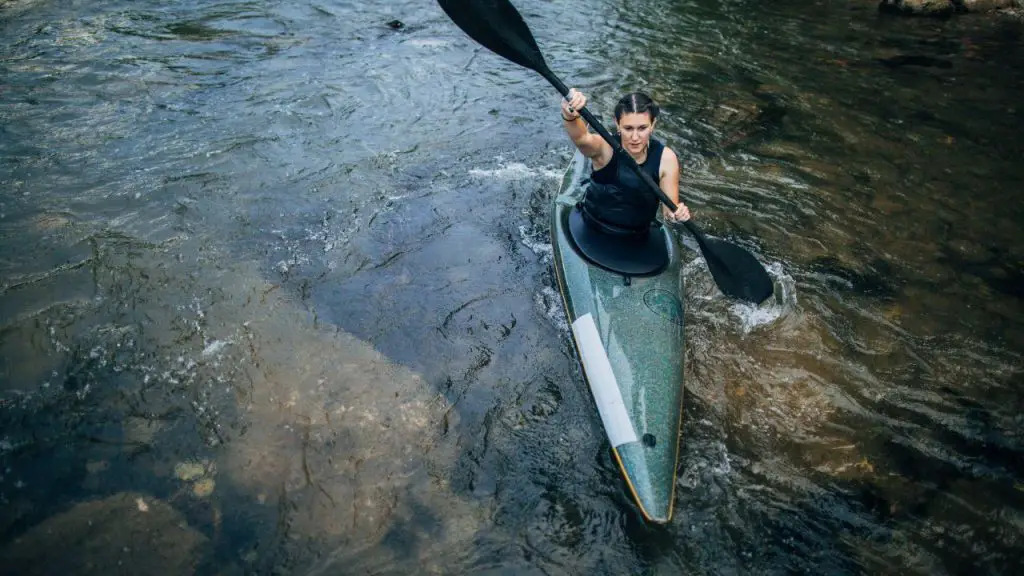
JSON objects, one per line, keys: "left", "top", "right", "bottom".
{"left": 613, "top": 92, "right": 659, "bottom": 122}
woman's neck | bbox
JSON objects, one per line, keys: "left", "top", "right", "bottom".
{"left": 629, "top": 144, "right": 649, "bottom": 164}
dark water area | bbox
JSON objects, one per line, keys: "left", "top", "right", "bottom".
{"left": 1, "top": 0, "right": 1022, "bottom": 574}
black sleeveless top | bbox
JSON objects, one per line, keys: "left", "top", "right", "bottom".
{"left": 581, "top": 137, "right": 665, "bottom": 232}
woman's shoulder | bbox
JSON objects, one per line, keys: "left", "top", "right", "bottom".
{"left": 654, "top": 139, "right": 677, "bottom": 160}
{"left": 657, "top": 144, "right": 679, "bottom": 173}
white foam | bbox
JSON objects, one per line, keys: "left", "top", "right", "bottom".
{"left": 202, "top": 339, "right": 231, "bottom": 359}
{"left": 403, "top": 39, "right": 451, "bottom": 49}
{"left": 468, "top": 162, "right": 562, "bottom": 181}
{"left": 728, "top": 261, "right": 796, "bottom": 334}
{"left": 536, "top": 286, "right": 569, "bottom": 334}
{"left": 518, "top": 224, "right": 552, "bottom": 258}
{"left": 730, "top": 302, "right": 784, "bottom": 333}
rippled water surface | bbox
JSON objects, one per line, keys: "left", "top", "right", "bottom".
{"left": 1, "top": 0, "right": 1022, "bottom": 574}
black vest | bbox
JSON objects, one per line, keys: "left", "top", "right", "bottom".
{"left": 581, "top": 137, "right": 665, "bottom": 232}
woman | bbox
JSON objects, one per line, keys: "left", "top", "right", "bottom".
{"left": 561, "top": 89, "right": 690, "bottom": 231}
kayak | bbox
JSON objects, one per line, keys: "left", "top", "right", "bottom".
{"left": 550, "top": 151, "right": 685, "bottom": 524}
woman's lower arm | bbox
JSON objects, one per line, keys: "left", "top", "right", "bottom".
{"left": 563, "top": 117, "right": 588, "bottom": 143}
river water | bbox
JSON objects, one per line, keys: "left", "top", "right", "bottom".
{"left": 1, "top": 0, "right": 1021, "bottom": 573}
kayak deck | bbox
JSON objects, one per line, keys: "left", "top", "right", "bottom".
{"left": 550, "top": 152, "right": 685, "bottom": 523}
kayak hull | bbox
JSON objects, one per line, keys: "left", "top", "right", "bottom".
{"left": 550, "top": 152, "right": 685, "bottom": 524}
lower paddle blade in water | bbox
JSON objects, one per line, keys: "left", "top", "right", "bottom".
{"left": 703, "top": 237, "right": 774, "bottom": 304}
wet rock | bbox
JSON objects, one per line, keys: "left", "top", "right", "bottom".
{"left": 879, "top": 0, "right": 956, "bottom": 15}
{"left": 879, "top": 0, "right": 1018, "bottom": 14}
{"left": 0, "top": 492, "right": 207, "bottom": 575}
{"left": 958, "top": 0, "right": 1019, "bottom": 11}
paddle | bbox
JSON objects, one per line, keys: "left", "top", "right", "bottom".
{"left": 436, "top": 0, "right": 774, "bottom": 304}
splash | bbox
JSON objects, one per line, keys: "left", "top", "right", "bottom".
{"left": 468, "top": 162, "right": 563, "bottom": 181}
{"left": 518, "top": 224, "right": 552, "bottom": 259}
{"left": 536, "top": 285, "right": 569, "bottom": 335}
{"left": 728, "top": 261, "right": 796, "bottom": 334}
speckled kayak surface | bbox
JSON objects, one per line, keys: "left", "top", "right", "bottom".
{"left": 550, "top": 151, "right": 685, "bottom": 524}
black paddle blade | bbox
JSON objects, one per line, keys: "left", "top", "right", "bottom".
{"left": 436, "top": 0, "right": 549, "bottom": 75}
{"left": 699, "top": 236, "right": 774, "bottom": 304}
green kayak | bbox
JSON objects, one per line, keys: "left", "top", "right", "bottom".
{"left": 551, "top": 151, "right": 685, "bottom": 524}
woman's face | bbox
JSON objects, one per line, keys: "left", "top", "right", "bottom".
{"left": 616, "top": 112, "right": 655, "bottom": 155}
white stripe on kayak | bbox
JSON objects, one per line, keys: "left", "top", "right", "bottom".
{"left": 571, "top": 313, "right": 637, "bottom": 448}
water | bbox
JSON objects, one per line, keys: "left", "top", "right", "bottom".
{"left": 1, "top": 0, "right": 1022, "bottom": 573}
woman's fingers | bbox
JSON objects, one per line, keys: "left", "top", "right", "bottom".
{"left": 666, "top": 205, "right": 691, "bottom": 222}
{"left": 677, "top": 205, "right": 691, "bottom": 222}
{"left": 565, "top": 88, "right": 586, "bottom": 114}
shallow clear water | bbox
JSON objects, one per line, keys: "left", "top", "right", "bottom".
{"left": 1, "top": 0, "right": 1022, "bottom": 574}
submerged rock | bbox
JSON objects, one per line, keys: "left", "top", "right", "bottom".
{"left": 0, "top": 492, "right": 207, "bottom": 575}
{"left": 174, "top": 459, "right": 211, "bottom": 482}
{"left": 192, "top": 477, "right": 216, "bottom": 498}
